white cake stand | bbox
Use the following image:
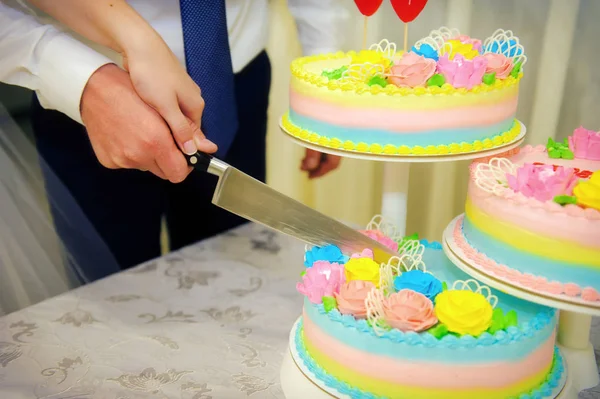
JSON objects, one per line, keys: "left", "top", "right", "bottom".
{"left": 280, "top": 119, "right": 525, "bottom": 237}
{"left": 443, "top": 215, "right": 600, "bottom": 398}
{"left": 281, "top": 317, "right": 569, "bottom": 399}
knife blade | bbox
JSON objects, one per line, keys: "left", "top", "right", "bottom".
{"left": 186, "top": 152, "right": 399, "bottom": 265}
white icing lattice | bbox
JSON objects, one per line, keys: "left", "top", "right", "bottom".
{"left": 451, "top": 279, "right": 498, "bottom": 309}
{"left": 414, "top": 27, "right": 460, "bottom": 52}
{"left": 365, "top": 215, "right": 403, "bottom": 243}
{"left": 474, "top": 157, "right": 517, "bottom": 195}
{"left": 341, "top": 62, "right": 386, "bottom": 83}
{"left": 365, "top": 287, "right": 389, "bottom": 336}
{"left": 369, "top": 39, "right": 397, "bottom": 60}
{"left": 378, "top": 254, "right": 428, "bottom": 294}
{"left": 483, "top": 29, "right": 527, "bottom": 67}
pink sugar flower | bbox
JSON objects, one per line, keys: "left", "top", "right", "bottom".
{"left": 334, "top": 280, "right": 375, "bottom": 319}
{"left": 383, "top": 289, "right": 438, "bottom": 332}
{"left": 437, "top": 54, "right": 488, "bottom": 89}
{"left": 389, "top": 52, "right": 436, "bottom": 88}
{"left": 568, "top": 127, "right": 600, "bottom": 161}
{"left": 360, "top": 229, "right": 399, "bottom": 252}
{"left": 506, "top": 163, "right": 579, "bottom": 202}
{"left": 483, "top": 53, "right": 513, "bottom": 79}
{"left": 296, "top": 261, "right": 346, "bottom": 304}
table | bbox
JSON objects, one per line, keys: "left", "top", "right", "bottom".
{"left": 0, "top": 223, "right": 599, "bottom": 398}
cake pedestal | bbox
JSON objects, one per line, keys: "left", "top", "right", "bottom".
{"left": 280, "top": 120, "right": 526, "bottom": 235}
{"left": 443, "top": 215, "right": 600, "bottom": 397}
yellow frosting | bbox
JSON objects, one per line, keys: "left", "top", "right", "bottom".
{"left": 441, "top": 40, "right": 480, "bottom": 60}
{"left": 574, "top": 171, "right": 600, "bottom": 211}
{"left": 281, "top": 113, "right": 521, "bottom": 156}
{"left": 465, "top": 198, "right": 600, "bottom": 267}
{"left": 304, "top": 332, "right": 552, "bottom": 399}
{"left": 350, "top": 50, "right": 392, "bottom": 72}
{"left": 434, "top": 290, "right": 493, "bottom": 336}
{"left": 344, "top": 258, "right": 380, "bottom": 288}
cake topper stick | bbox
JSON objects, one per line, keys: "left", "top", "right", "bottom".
{"left": 390, "top": 0, "right": 430, "bottom": 52}
{"left": 354, "top": 0, "right": 384, "bottom": 49}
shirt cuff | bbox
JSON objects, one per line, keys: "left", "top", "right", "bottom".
{"left": 36, "top": 33, "right": 114, "bottom": 124}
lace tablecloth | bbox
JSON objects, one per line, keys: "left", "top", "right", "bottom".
{"left": 1, "top": 223, "right": 599, "bottom": 399}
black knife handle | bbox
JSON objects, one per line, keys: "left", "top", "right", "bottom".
{"left": 185, "top": 151, "right": 213, "bottom": 173}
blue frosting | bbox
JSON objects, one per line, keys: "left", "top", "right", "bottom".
{"left": 305, "top": 244, "right": 349, "bottom": 267}
{"left": 411, "top": 44, "right": 439, "bottom": 61}
{"left": 484, "top": 40, "right": 524, "bottom": 58}
{"left": 462, "top": 216, "right": 600, "bottom": 289}
{"left": 393, "top": 270, "right": 443, "bottom": 301}
{"left": 295, "top": 320, "right": 565, "bottom": 399}
{"left": 289, "top": 110, "right": 517, "bottom": 148}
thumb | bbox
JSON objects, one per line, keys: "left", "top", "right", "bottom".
{"left": 301, "top": 149, "right": 321, "bottom": 171}
{"left": 164, "top": 109, "right": 217, "bottom": 155}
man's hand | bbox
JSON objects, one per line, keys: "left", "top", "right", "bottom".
{"left": 300, "top": 149, "right": 342, "bottom": 179}
{"left": 80, "top": 64, "right": 217, "bottom": 183}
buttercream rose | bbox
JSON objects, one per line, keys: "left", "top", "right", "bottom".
{"left": 435, "top": 290, "right": 493, "bottom": 336}
{"left": 388, "top": 52, "right": 436, "bottom": 88}
{"left": 305, "top": 245, "right": 348, "bottom": 267}
{"left": 383, "top": 289, "right": 438, "bottom": 332}
{"left": 393, "top": 270, "right": 443, "bottom": 302}
{"left": 436, "top": 54, "right": 487, "bottom": 89}
{"left": 360, "top": 230, "right": 399, "bottom": 252}
{"left": 574, "top": 171, "right": 600, "bottom": 211}
{"left": 507, "top": 163, "right": 579, "bottom": 202}
{"left": 441, "top": 39, "right": 480, "bottom": 60}
{"left": 296, "top": 261, "right": 345, "bottom": 304}
{"left": 483, "top": 53, "right": 513, "bottom": 79}
{"left": 334, "top": 280, "right": 375, "bottom": 319}
{"left": 351, "top": 50, "right": 391, "bottom": 71}
{"left": 344, "top": 257, "right": 380, "bottom": 287}
{"left": 568, "top": 127, "right": 600, "bottom": 161}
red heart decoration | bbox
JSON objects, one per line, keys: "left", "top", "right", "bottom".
{"left": 354, "top": 0, "right": 384, "bottom": 16}
{"left": 390, "top": 0, "right": 429, "bottom": 23}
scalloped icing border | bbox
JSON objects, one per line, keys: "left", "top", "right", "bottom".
{"left": 455, "top": 215, "right": 600, "bottom": 302}
{"left": 295, "top": 320, "right": 565, "bottom": 399}
{"left": 282, "top": 112, "right": 522, "bottom": 156}
{"left": 291, "top": 51, "right": 523, "bottom": 97}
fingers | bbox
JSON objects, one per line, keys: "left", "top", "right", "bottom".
{"left": 178, "top": 86, "right": 204, "bottom": 129}
{"left": 301, "top": 149, "right": 342, "bottom": 179}
{"left": 154, "top": 138, "right": 193, "bottom": 183}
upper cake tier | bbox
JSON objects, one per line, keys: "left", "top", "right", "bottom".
{"left": 285, "top": 27, "right": 527, "bottom": 156}
{"left": 461, "top": 127, "right": 600, "bottom": 302}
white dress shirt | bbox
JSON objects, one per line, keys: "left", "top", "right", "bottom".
{"left": 0, "top": 0, "right": 349, "bottom": 124}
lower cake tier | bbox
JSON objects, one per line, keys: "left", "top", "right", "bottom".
{"left": 294, "top": 242, "right": 563, "bottom": 399}
{"left": 463, "top": 193, "right": 600, "bottom": 300}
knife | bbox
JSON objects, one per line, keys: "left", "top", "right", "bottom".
{"left": 186, "top": 152, "right": 399, "bottom": 265}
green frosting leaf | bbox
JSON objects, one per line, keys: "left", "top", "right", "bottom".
{"left": 427, "top": 323, "right": 449, "bottom": 339}
{"left": 367, "top": 75, "right": 388, "bottom": 87}
{"left": 547, "top": 138, "right": 574, "bottom": 159}
{"left": 553, "top": 195, "right": 578, "bottom": 206}
{"left": 504, "top": 310, "right": 518, "bottom": 328}
{"left": 398, "top": 232, "right": 419, "bottom": 248}
{"left": 427, "top": 73, "right": 445, "bottom": 87}
{"left": 321, "top": 66, "right": 348, "bottom": 80}
{"left": 487, "top": 308, "right": 505, "bottom": 334}
{"left": 301, "top": 270, "right": 306, "bottom": 277}
{"left": 322, "top": 296, "right": 337, "bottom": 313}
{"left": 483, "top": 72, "right": 496, "bottom": 85}
{"left": 510, "top": 60, "right": 523, "bottom": 78}
{"left": 441, "top": 281, "right": 448, "bottom": 292}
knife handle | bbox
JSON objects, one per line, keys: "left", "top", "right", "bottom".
{"left": 185, "top": 151, "right": 213, "bottom": 173}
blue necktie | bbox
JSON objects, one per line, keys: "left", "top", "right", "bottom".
{"left": 179, "top": 0, "right": 238, "bottom": 157}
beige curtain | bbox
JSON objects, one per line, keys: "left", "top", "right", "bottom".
{"left": 266, "top": 0, "right": 598, "bottom": 241}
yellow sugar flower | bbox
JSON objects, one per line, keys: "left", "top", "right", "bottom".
{"left": 435, "top": 290, "right": 493, "bottom": 336}
{"left": 441, "top": 40, "right": 480, "bottom": 60}
{"left": 351, "top": 50, "right": 392, "bottom": 72}
{"left": 344, "top": 257, "right": 380, "bottom": 288}
{"left": 574, "top": 171, "right": 600, "bottom": 211}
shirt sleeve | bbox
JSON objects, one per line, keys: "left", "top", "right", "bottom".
{"left": 0, "top": 2, "right": 113, "bottom": 124}
{"left": 287, "top": 0, "right": 352, "bottom": 56}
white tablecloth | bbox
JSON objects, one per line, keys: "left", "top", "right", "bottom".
{"left": 0, "top": 223, "right": 599, "bottom": 399}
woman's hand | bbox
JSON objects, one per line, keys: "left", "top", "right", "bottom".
{"left": 301, "top": 149, "right": 342, "bottom": 178}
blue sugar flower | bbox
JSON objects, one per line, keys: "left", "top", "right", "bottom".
{"left": 394, "top": 270, "right": 443, "bottom": 302}
{"left": 304, "top": 245, "right": 348, "bottom": 267}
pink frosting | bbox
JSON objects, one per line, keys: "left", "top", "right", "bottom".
{"left": 454, "top": 216, "right": 600, "bottom": 302}
{"left": 453, "top": 34, "right": 483, "bottom": 52}
{"left": 568, "top": 127, "right": 600, "bottom": 161}
{"left": 382, "top": 289, "right": 438, "bottom": 332}
{"left": 483, "top": 53, "right": 513, "bottom": 79}
{"left": 334, "top": 280, "right": 376, "bottom": 319}
{"left": 506, "top": 163, "right": 579, "bottom": 202}
{"left": 296, "top": 261, "right": 346, "bottom": 304}
{"left": 360, "top": 230, "right": 399, "bottom": 252}
{"left": 351, "top": 248, "right": 374, "bottom": 259}
{"left": 388, "top": 52, "right": 436, "bottom": 88}
{"left": 437, "top": 54, "right": 488, "bottom": 89}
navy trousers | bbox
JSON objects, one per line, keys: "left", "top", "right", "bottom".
{"left": 31, "top": 51, "right": 271, "bottom": 281}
